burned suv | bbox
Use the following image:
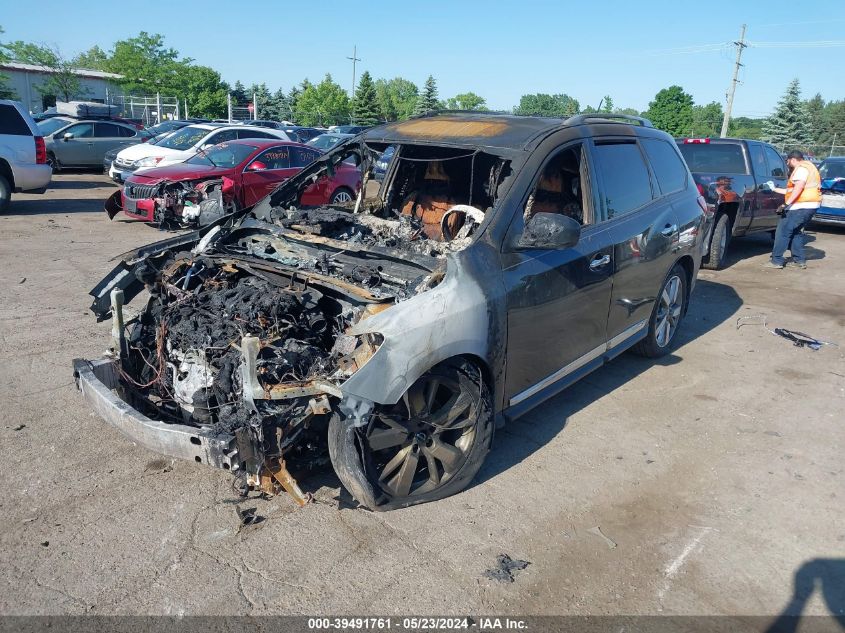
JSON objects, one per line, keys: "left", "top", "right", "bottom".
{"left": 74, "top": 113, "right": 706, "bottom": 511}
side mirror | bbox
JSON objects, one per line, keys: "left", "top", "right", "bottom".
{"left": 62, "top": 132, "right": 74, "bottom": 141}
{"left": 246, "top": 160, "right": 267, "bottom": 172}
{"left": 519, "top": 212, "right": 581, "bottom": 249}
{"left": 201, "top": 143, "right": 214, "bottom": 150}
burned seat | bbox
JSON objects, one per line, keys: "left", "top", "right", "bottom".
{"left": 524, "top": 150, "right": 583, "bottom": 224}
{"left": 401, "top": 161, "right": 465, "bottom": 240}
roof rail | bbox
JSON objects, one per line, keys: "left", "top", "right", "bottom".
{"left": 409, "top": 109, "right": 511, "bottom": 120}
{"left": 564, "top": 113, "right": 654, "bottom": 128}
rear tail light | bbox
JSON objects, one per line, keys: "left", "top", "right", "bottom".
{"left": 696, "top": 183, "right": 706, "bottom": 196}
{"left": 697, "top": 195, "right": 713, "bottom": 217}
{"left": 34, "top": 136, "right": 47, "bottom": 164}
{"left": 683, "top": 138, "right": 710, "bottom": 144}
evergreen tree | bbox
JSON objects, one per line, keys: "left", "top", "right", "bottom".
{"left": 231, "top": 80, "right": 247, "bottom": 105}
{"left": 413, "top": 75, "right": 439, "bottom": 116}
{"left": 762, "top": 79, "right": 814, "bottom": 150}
{"left": 352, "top": 71, "right": 381, "bottom": 125}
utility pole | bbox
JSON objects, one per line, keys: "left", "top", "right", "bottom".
{"left": 720, "top": 24, "right": 747, "bottom": 138}
{"left": 347, "top": 45, "right": 361, "bottom": 123}
{"left": 831, "top": 133, "right": 837, "bottom": 157}
{"left": 253, "top": 91, "right": 257, "bottom": 120}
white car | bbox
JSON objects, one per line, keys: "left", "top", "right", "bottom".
{"left": 0, "top": 100, "right": 53, "bottom": 211}
{"left": 109, "top": 123, "right": 291, "bottom": 182}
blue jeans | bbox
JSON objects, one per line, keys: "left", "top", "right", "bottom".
{"left": 771, "top": 207, "right": 817, "bottom": 265}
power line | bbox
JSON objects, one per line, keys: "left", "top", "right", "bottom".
{"left": 748, "top": 40, "right": 845, "bottom": 48}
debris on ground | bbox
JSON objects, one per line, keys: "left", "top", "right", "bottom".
{"left": 736, "top": 315, "right": 837, "bottom": 351}
{"left": 13, "top": 424, "right": 25, "bottom": 431}
{"left": 236, "top": 506, "right": 264, "bottom": 528}
{"left": 18, "top": 277, "right": 26, "bottom": 284}
{"left": 483, "top": 554, "right": 530, "bottom": 583}
{"left": 587, "top": 526, "right": 617, "bottom": 549}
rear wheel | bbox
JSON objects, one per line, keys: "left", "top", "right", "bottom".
{"left": 633, "top": 264, "right": 688, "bottom": 358}
{"left": 46, "top": 152, "right": 61, "bottom": 173}
{"left": 329, "top": 358, "right": 493, "bottom": 511}
{"left": 0, "top": 174, "right": 11, "bottom": 212}
{"left": 330, "top": 187, "right": 354, "bottom": 204}
{"left": 702, "top": 213, "right": 731, "bottom": 270}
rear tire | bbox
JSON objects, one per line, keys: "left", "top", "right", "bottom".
{"left": 330, "top": 187, "right": 354, "bottom": 204}
{"left": 702, "top": 213, "right": 731, "bottom": 270}
{"left": 0, "top": 174, "right": 11, "bottom": 212}
{"left": 46, "top": 152, "right": 61, "bottom": 173}
{"left": 329, "top": 358, "right": 494, "bottom": 511}
{"left": 633, "top": 264, "right": 688, "bottom": 358}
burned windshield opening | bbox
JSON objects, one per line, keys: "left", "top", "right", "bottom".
{"left": 260, "top": 141, "right": 511, "bottom": 257}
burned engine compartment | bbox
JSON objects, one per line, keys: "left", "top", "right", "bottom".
{"left": 104, "top": 138, "right": 513, "bottom": 497}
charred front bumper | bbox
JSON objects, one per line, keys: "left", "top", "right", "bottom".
{"left": 72, "top": 357, "right": 239, "bottom": 469}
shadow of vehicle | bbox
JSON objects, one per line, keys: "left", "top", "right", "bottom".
{"left": 722, "top": 233, "right": 826, "bottom": 268}
{"left": 471, "top": 278, "right": 744, "bottom": 486}
{"left": 7, "top": 197, "right": 109, "bottom": 215}
{"left": 766, "top": 558, "right": 845, "bottom": 632}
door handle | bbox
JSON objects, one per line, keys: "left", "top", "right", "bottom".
{"left": 661, "top": 224, "right": 678, "bottom": 237}
{"left": 589, "top": 254, "right": 610, "bottom": 270}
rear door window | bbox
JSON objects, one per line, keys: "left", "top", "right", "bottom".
{"left": 95, "top": 122, "right": 123, "bottom": 138}
{"left": 592, "top": 141, "right": 653, "bottom": 220}
{"left": 677, "top": 143, "right": 748, "bottom": 174}
{"left": 0, "top": 104, "right": 32, "bottom": 135}
{"left": 117, "top": 125, "right": 137, "bottom": 138}
{"left": 642, "top": 139, "right": 688, "bottom": 195}
{"left": 748, "top": 143, "right": 768, "bottom": 178}
{"left": 763, "top": 145, "right": 786, "bottom": 178}
{"left": 290, "top": 146, "right": 321, "bottom": 168}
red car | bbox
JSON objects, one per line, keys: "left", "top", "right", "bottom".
{"left": 105, "top": 140, "right": 361, "bottom": 227}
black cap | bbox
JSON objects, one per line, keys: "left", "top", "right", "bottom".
{"left": 787, "top": 150, "right": 804, "bottom": 160}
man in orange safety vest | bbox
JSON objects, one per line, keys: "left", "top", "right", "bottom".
{"left": 765, "top": 150, "right": 821, "bottom": 269}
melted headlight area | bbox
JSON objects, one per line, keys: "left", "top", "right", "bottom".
{"left": 116, "top": 254, "right": 384, "bottom": 497}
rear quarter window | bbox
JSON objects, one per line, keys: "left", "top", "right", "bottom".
{"left": 642, "top": 139, "right": 688, "bottom": 194}
{"left": 0, "top": 104, "right": 33, "bottom": 136}
{"left": 677, "top": 143, "right": 748, "bottom": 174}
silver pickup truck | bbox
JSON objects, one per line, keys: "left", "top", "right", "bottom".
{"left": 0, "top": 99, "right": 52, "bottom": 211}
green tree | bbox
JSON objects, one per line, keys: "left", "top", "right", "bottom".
{"left": 352, "top": 71, "right": 381, "bottom": 125}
{"left": 600, "top": 95, "right": 614, "bottom": 113}
{"left": 0, "top": 26, "right": 15, "bottom": 99}
{"left": 643, "top": 85, "right": 694, "bottom": 136}
{"left": 287, "top": 83, "right": 304, "bottom": 120}
{"left": 72, "top": 46, "right": 109, "bottom": 70}
{"left": 445, "top": 92, "right": 487, "bottom": 111}
{"left": 513, "top": 93, "right": 579, "bottom": 117}
{"left": 244, "top": 82, "right": 272, "bottom": 117}
{"left": 374, "top": 77, "right": 418, "bottom": 121}
{"left": 4, "top": 41, "right": 86, "bottom": 101}
{"left": 176, "top": 65, "right": 228, "bottom": 119}
{"left": 689, "top": 101, "right": 724, "bottom": 137}
{"left": 728, "top": 116, "right": 765, "bottom": 140}
{"left": 413, "top": 75, "right": 439, "bottom": 116}
{"left": 230, "top": 80, "right": 248, "bottom": 105}
{"left": 104, "top": 32, "right": 186, "bottom": 93}
{"left": 762, "top": 79, "right": 815, "bottom": 150}
{"left": 265, "top": 87, "right": 293, "bottom": 122}
{"left": 294, "top": 74, "right": 350, "bottom": 126}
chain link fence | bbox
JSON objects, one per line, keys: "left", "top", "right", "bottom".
{"left": 105, "top": 94, "right": 181, "bottom": 126}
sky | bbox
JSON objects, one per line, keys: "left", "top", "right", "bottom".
{"left": 2, "top": 0, "right": 844, "bottom": 118}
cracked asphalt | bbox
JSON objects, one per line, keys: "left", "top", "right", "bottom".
{"left": 1, "top": 173, "right": 843, "bottom": 616}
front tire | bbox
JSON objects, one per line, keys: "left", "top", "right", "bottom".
{"left": 329, "top": 358, "right": 493, "bottom": 511}
{"left": 633, "top": 264, "right": 688, "bottom": 358}
{"left": 702, "top": 213, "right": 731, "bottom": 270}
{"left": 0, "top": 174, "right": 11, "bottom": 212}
